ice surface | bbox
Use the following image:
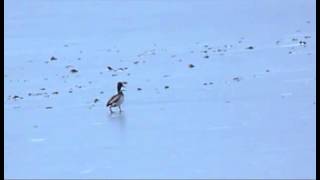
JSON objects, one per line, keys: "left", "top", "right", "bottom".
{"left": 4, "top": 0, "right": 316, "bottom": 178}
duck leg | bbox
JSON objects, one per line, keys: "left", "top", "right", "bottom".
{"left": 109, "top": 106, "right": 113, "bottom": 113}
{"left": 119, "top": 106, "right": 122, "bottom": 112}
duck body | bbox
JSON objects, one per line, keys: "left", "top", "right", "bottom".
{"left": 107, "top": 92, "right": 124, "bottom": 107}
{"left": 106, "top": 82, "right": 125, "bottom": 113}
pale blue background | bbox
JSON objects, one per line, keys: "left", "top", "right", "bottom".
{"left": 4, "top": 0, "right": 316, "bottom": 178}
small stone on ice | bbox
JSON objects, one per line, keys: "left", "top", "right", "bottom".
{"left": 70, "top": 69, "right": 78, "bottom": 73}
{"left": 233, "top": 77, "right": 241, "bottom": 82}
{"left": 50, "top": 56, "right": 57, "bottom": 61}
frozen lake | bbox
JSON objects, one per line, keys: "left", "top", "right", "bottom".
{"left": 4, "top": 0, "right": 316, "bottom": 178}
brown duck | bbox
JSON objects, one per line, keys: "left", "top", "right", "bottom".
{"left": 106, "top": 82, "right": 125, "bottom": 113}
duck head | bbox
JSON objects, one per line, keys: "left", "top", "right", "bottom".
{"left": 117, "top": 82, "right": 125, "bottom": 93}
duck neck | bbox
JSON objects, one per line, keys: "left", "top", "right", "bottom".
{"left": 118, "top": 90, "right": 123, "bottom": 95}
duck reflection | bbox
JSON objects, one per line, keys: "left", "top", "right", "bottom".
{"left": 107, "top": 111, "right": 126, "bottom": 130}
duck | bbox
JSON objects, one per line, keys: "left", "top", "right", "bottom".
{"left": 106, "top": 82, "right": 125, "bottom": 113}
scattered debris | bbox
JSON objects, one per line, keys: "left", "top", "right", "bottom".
{"left": 111, "top": 74, "right": 117, "bottom": 77}
{"left": 204, "top": 55, "right": 209, "bottom": 59}
{"left": 107, "top": 66, "right": 113, "bottom": 71}
{"left": 137, "top": 88, "right": 142, "bottom": 91}
{"left": 133, "top": 61, "right": 139, "bottom": 64}
{"left": 40, "top": 88, "right": 46, "bottom": 91}
{"left": 203, "top": 82, "right": 213, "bottom": 85}
{"left": 246, "top": 46, "right": 254, "bottom": 50}
{"left": 164, "top": 85, "right": 169, "bottom": 89}
{"left": 12, "top": 95, "right": 21, "bottom": 100}
{"left": 299, "top": 41, "right": 307, "bottom": 45}
{"left": 100, "top": 91, "right": 104, "bottom": 94}
{"left": 266, "top": 69, "right": 270, "bottom": 72}
{"left": 233, "top": 77, "right": 241, "bottom": 82}
{"left": 304, "top": 35, "right": 311, "bottom": 39}
{"left": 188, "top": 64, "right": 195, "bottom": 68}
{"left": 50, "top": 56, "right": 57, "bottom": 61}
{"left": 52, "top": 91, "right": 59, "bottom": 95}
{"left": 45, "top": 106, "right": 53, "bottom": 109}
{"left": 94, "top": 98, "right": 99, "bottom": 103}
{"left": 27, "top": 92, "right": 44, "bottom": 96}
{"left": 70, "top": 69, "right": 78, "bottom": 73}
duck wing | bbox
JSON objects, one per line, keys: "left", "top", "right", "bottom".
{"left": 107, "top": 94, "right": 120, "bottom": 106}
